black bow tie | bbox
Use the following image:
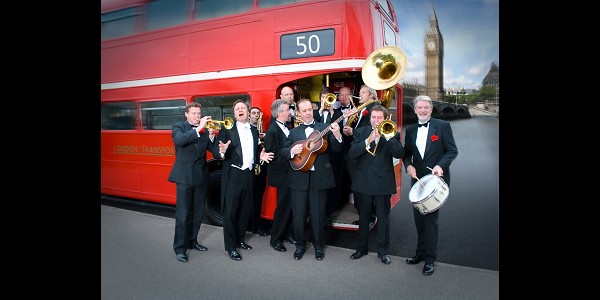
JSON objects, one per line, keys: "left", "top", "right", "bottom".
{"left": 417, "top": 121, "right": 430, "bottom": 128}
{"left": 191, "top": 124, "right": 199, "bottom": 128}
{"left": 289, "top": 105, "right": 295, "bottom": 110}
{"left": 340, "top": 106, "right": 351, "bottom": 110}
{"left": 301, "top": 123, "right": 314, "bottom": 128}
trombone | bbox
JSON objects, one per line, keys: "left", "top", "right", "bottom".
{"left": 366, "top": 115, "right": 397, "bottom": 156}
{"left": 204, "top": 117, "right": 234, "bottom": 130}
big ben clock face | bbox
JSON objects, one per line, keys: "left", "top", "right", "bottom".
{"left": 427, "top": 40, "right": 436, "bottom": 51}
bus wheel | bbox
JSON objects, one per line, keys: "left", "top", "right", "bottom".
{"left": 204, "top": 170, "right": 223, "bottom": 227}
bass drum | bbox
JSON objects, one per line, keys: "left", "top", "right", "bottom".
{"left": 409, "top": 174, "right": 449, "bottom": 215}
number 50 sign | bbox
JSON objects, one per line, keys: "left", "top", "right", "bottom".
{"left": 280, "top": 29, "right": 335, "bottom": 59}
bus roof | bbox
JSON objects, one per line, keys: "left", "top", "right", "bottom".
{"left": 101, "top": 0, "right": 147, "bottom": 13}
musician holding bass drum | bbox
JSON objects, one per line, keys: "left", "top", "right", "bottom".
{"left": 280, "top": 98, "right": 344, "bottom": 261}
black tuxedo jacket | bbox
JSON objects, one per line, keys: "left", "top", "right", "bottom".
{"left": 281, "top": 122, "right": 342, "bottom": 191}
{"left": 402, "top": 118, "right": 458, "bottom": 185}
{"left": 214, "top": 123, "right": 262, "bottom": 203}
{"left": 168, "top": 121, "right": 215, "bottom": 186}
{"left": 264, "top": 121, "right": 291, "bottom": 188}
{"left": 348, "top": 125, "right": 404, "bottom": 195}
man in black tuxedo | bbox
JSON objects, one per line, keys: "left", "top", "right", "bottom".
{"left": 403, "top": 95, "right": 458, "bottom": 275}
{"left": 168, "top": 102, "right": 216, "bottom": 263}
{"left": 343, "top": 85, "right": 378, "bottom": 224}
{"left": 347, "top": 105, "right": 404, "bottom": 265}
{"left": 314, "top": 87, "right": 343, "bottom": 223}
{"left": 264, "top": 99, "right": 294, "bottom": 252}
{"left": 248, "top": 106, "right": 268, "bottom": 236}
{"left": 215, "top": 100, "right": 274, "bottom": 261}
{"left": 281, "top": 98, "right": 344, "bottom": 261}
{"left": 271, "top": 86, "right": 297, "bottom": 130}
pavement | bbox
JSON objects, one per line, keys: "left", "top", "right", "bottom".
{"left": 101, "top": 205, "right": 499, "bottom": 300}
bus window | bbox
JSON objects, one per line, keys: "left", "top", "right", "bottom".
{"left": 146, "top": 0, "right": 189, "bottom": 31}
{"left": 259, "top": 0, "right": 307, "bottom": 9}
{"left": 101, "top": 7, "right": 139, "bottom": 40}
{"left": 101, "top": 102, "right": 137, "bottom": 130}
{"left": 141, "top": 99, "right": 186, "bottom": 130}
{"left": 194, "top": 0, "right": 253, "bottom": 20}
{"left": 193, "top": 94, "right": 250, "bottom": 121}
{"left": 384, "top": 22, "right": 396, "bottom": 46}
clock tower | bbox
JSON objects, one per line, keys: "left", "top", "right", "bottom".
{"left": 425, "top": 7, "right": 444, "bottom": 101}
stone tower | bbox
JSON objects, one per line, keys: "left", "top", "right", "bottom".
{"left": 425, "top": 7, "right": 444, "bottom": 101}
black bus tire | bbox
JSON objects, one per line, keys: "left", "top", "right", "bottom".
{"left": 204, "top": 170, "right": 223, "bottom": 227}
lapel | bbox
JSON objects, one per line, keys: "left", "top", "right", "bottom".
{"left": 230, "top": 124, "right": 243, "bottom": 160}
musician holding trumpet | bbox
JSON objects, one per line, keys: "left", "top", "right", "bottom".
{"left": 347, "top": 104, "right": 403, "bottom": 265}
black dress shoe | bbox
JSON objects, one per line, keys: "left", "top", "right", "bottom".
{"left": 380, "top": 255, "right": 391, "bottom": 265}
{"left": 293, "top": 248, "right": 305, "bottom": 260}
{"left": 238, "top": 242, "right": 252, "bottom": 250}
{"left": 192, "top": 242, "right": 207, "bottom": 251}
{"left": 405, "top": 256, "right": 424, "bottom": 264}
{"left": 315, "top": 249, "right": 325, "bottom": 261}
{"left": 229, "top": 250, "right": 242, "bottom": 261}
{"left": 350, "top": 250, "right": 368, "bottom": 260}
{"left": 270, "top": 242, "right": 287, "bottom": 252}
{"left": 176, "top": 253, "right": 188, "bottom": 263}
{"left": 423, "top": 262, "right": 435, "bottom": 275}
{"left": 283, "top": 236, "right": 297, "bottom": 244}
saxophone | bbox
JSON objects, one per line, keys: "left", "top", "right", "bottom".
{"left": 344, "top": 99, "right": 379, "bottom": 128}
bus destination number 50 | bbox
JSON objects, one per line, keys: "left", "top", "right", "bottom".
{"left": 280, "top": 29, "right": 334, "bottom": 60}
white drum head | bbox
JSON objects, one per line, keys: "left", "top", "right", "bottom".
{"left": 409, "top": 174, "right": 440, "bottom": 203}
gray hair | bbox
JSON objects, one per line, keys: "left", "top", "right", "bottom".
{"left": 271, "top": 99, "right": 288, "bottom": 117}
{"left": 361, "top": 85, "right": 378, "bottom": 100}
{"left": 413, "top": 95, "right": 433, "bottom": 107}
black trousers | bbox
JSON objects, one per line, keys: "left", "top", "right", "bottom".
{"left": 173, "top": 183, "right": 207, "bottom": 254}
{"left": 270, "top": 186, "right": 292, "bottom": 245}
{"left": 291, "top": 171, "right": 327, "bottom": 251}
{"left": 356, "top": 194, "right": 391, "bottom": 256}
{"left": 222, "top": 167, "right": 253, "bottom": 252}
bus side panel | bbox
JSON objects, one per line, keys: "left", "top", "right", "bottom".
{"left": 188, "top": 14, "right": 255, "bottom": 74}
{"left": 101, "top": 32, "right": 190, "bottom": 84}
{"left": 101, "top": 131, "right": 177, "bottom": 205}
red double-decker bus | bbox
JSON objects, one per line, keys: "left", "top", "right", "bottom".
{"left": 101, "top": 0, "right": 405, "bottom": 230}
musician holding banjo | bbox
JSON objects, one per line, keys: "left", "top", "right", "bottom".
{"left": 281, "top": 98, "right": 346, "bottom": 261}
{"left": 403, "top": 95, "right": 458, "bottom": 275}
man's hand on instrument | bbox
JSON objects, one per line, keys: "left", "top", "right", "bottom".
{"left": 198, "top": 116, "right": 212, "bottom": 132}
{"left": 430, "top": 165, "right": 444, "bottom": 177}
{"left": 330, "top": 123, "right": 341, "bottom": 138}
{"left": 291, "top": 144, "right": 303, "bottom": 155}
{"left": 343, "top": 126, "right": 353, "bottom": 136}
{"left": 260, "top": 148, "right": 274, "bottom": 163}
{"left": 367, "top": 127, "right": 379, "bottom": 143}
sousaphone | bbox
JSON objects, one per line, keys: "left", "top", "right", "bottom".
{"left": 361, "top": 45, "right": 408, "bottom": 108}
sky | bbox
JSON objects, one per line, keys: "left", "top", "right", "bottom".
{"left": 391, "top": 0, "right": 499, "bottom": 90}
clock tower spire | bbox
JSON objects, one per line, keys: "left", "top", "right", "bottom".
{"left": 425, "top": 5, "right": 444, "bottom": 101}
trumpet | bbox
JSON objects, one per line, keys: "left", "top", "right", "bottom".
{"left": 204, "top": 117, "right": 234, "bottom": 130}
{"left": 324, "top": 93, "right": 336, "bottom": 109}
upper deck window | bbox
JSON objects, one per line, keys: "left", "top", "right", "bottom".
{"left": 146, "top": 0, "right": 188, "bottom": 31}
{"left": 101, "top": 7, "right": 139, "bottom": 40}
{"left": 259, "top": 0, "right": 306, "bottom": 9}
{"left": 384, "top": 21, "right": 396, "bottom": 46}
{"left": 376, "top": 0, "right": 393, "bottom": 20}
{"left": 195, "top": 0, "right": 253, "bottom": 20}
